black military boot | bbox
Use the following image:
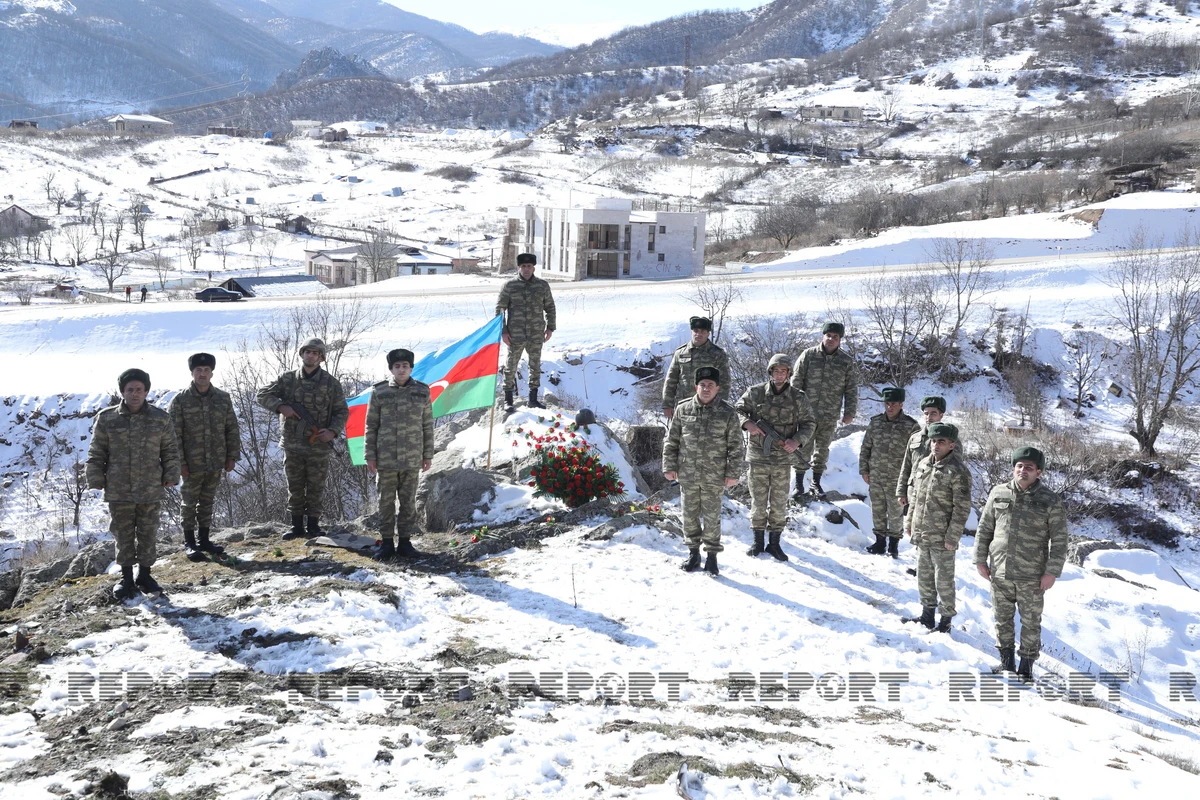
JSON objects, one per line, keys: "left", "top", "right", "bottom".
{"left": 765, "top": 531, "right": 789, "bottom": 562}
{"left": 795, "top": 470, "right": 807, "bottom": 497}
{"left": 998, "top": 647, "right": 1016, "bottom": 673}
{"left": 285, "top": 514, "right": 306, "bottom": 540}
{"left": 503, "top": 388, "right": 514, "bottom": 412}
{"left": 197, "top": 527, "right": 224, "bottom": 556}
{"left": 395, "top": 537, "right": 422, "bottom": 559}
{"left": 703, "top": 551, "right": 719, "bottom": 576}
{"left": 375, "top": 537, "right": 396, "bottom": 561}
{"left": 681, "top": 549, "right": 701, "bottom": 572}
{"left": 1016, "top": 657, "right": 1034, "bottom": 683}
{"left": 747, "top": 530, "right": 765, "bottom": 557}
{"left": 887, "top": 536, "right": 900, "bottom": 559}
{"left": 528, "top": 388, "right": 546, "bottom": 409}
{"left": 811, "top": 474, "right": 826, "bottom": 499}
{"left": 113, "top": 565, "right": 138, "bottom": 600}
{"left": 135, "top": 565, "right": 162, "bottom": 595}
{"left": 183, "top": 530, "right": 204, "bottom": 562}
{"left": 866, "top": 534, "right": 887, "bottom": 554}
{"left": 306, "top": 516, "right": 322, "bottom": 538}
{"left": 902, "top": 606, "right": 936, "bottom": 630}
{"left": 935, "top": 614, "right": 953, "bottom": 633}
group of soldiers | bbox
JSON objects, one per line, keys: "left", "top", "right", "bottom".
{"left": 83, "top": 252, "right": 1068, "bottom": 678}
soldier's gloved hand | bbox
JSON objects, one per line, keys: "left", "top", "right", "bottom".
{"left": 724, "top": 477, "right": 738, "bottom": 488}
{"left": 976, "top": 563, "right": 991, "bottom": 581}
{"left": 1040, "top": 574, "right": 1057, "bottom": 591}
{"left": 225, "top": 459, "right": 235, "bottom": 473}
{"left": 180, "top": 465, "right": 190, "bottom": 478}
{"left": 366, "top": 459, "right": 378, "bottom": 476}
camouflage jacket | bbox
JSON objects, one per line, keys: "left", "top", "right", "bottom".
{"left": 906, "top": 452, "right": 973, "bottom": 548}
{"left": 791, "top": 344, "right": 858, "bottom": 420}
{"left": 662, "top": 340, "right": 730, "bottom": 410}
{"left": 169, "top": 383, "right": 241, "bottom": 473}
{"left": 896, "top": 426, "right": 931, "bottom": 499}
{"left": 973, "top": 479, "right": 1069, "bottom": 580}
{"left": 256, "top": 366, "right": 349, "bottom": 453}
{"left": 496, "top": 274, "right": 556, "bottom": 342}
{"left": 735, "top": 381, "right": 816, "bottom": 465}
{"left": 662, "top": 397, "right": 743, "bottom": 485}
{"left": 364, "top": 376, "right": 435, "bottom": 470}
{"left": 859, "top": 412, "right": 920, "bottom": 480}
{"left": 86, "top": 401, "right": 181, "bottom": 504}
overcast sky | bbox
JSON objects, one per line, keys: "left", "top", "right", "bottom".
{"left": 387, "top": 0, "right": 765, "bottom": 45}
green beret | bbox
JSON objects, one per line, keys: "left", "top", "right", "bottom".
{"left": 926, "top": 422, "right": 958, "bottom": 442}
{"left": 689, "top": 316, "right": 713, "bottom": 331}
{"left": 694, "top": 366, "right": 720, "bottom": 384}
{"left": 1011, "top": 445, "right": 1045, "bottom": 469}
{"left": 822, "top": 322, "right": 845, "bottom": 336}
{"left": 881, "top": 387, "right": 905, "bottom": 403}
{"left": 921, "top": 395, "right": 946, "bottom": 413}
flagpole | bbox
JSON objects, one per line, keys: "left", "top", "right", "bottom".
{"left": 486, "top": 317, "right": 502, "bottom": 471}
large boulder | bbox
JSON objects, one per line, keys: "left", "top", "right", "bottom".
{"left": 8, "top": 540, "right": 115, "bottom": 608}
{"left": 417, "top": 449, "right": 513, "bottom": 532}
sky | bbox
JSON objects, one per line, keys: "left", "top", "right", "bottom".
{"left": 386, "top": 0, "right": 765, "bottom": 46}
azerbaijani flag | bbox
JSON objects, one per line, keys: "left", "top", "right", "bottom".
{"left": 345, "top": 315, "right": 504, "bottom": 465}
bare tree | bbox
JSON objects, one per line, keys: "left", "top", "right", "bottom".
{"left": 57, "top": 458, "right": 88, "bottom": 532}
{"left": 357, "top": 226, "right": 398, "bottom": 282}
{"left": 1102, "top": 227, "right": 1200, "bottom": 455}
{"left": 923, "top": 237, "right": 1000, "bottom": 350}
{"left": 43, "top": 226, "right": 57, "bottom": 264}
{"left": 685, "top": 276, "right": 743, "bottom": 343}
{"left": 10, "top": 280, "right": 37, "bottom": 306}
{"left": 1007, "top": 363, "right": 1046, "bottom": 430}
{"left": 1063, "top": 330, "right": 1111, "bottom": 418}
{"left": 42, "top": 171, "right": 58, "bottom": 205}
{"left": 105, "top": 212, "right": 126, "bottom": 257}
{"left": 213, "top": 234, "right": 231, "bottom": 271}
{"left": 754, "top": 196, "right": 818, "bottom": 249}
{"left": 260, "top": 231, "right": 279, "bottom": 267}
{"left": 128, "top": 194, "right": 149, "bottom": 250}
{"left": 241, "top": 225, "right": 258, "bottom": 252}
{"left": 49, "top": 187, "right": 67, "bottom": 215}
{"left": 89, "top": 251, "right": 129, "bottom": 292}
{"left": 62, "top": 224, "right": 91, "bottom": 267}
{"left": 871, "top": 91, "right": 905, "bottom": 124}
{"left": 181, "top": 222, "right": 204, "bottom": 271}
{"left": 862, "top": 269, "right": 931, "bottom": 388}
{"left": 149, "top": 249, "right": 174, "bottom": 290}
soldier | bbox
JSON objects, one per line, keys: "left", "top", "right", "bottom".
{"left": 791, "top": 322, "right": 857, "bottom": 499}
{"left": 662, "top": 366, "right": 743, "bottom": 576}
{"left": 896, "top": 396, "right": 947, "bottom": 510}
{"left": 662, "top": 316, "right": 730, "bottom": 418}
{"left": 86, "top": 369, "right": 181, "bottom": 599}
{"left": 169, "top": 352, "right": 241, "bottom": 559}
{"left": 901, "top": 422, "right": 972, "bottom": 633}
{"left": 365, "top": 348, "right": 434, "bottom": 561}
{"left": 861, "top": 387, "right": 920, "bottom": 557}
{"left": 974, "top": 446, "right": 1068, "bottom": 682}
{"left": 256, "top": 338, "right": 349, "bottom": 539}
{"left": 736, "top": 353, "right": 816, "bottom": 561}
{"left": 496, "top": 253, "right": 556, "bottom": 412}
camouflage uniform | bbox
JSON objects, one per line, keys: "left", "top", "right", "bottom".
{"left": 896, "top": 425, "right": 932, "bottom": 502}
{"left": 496, "top": 274, "right": 557, "bottom": 393}
{"left": 735, "top": 379, "right": 816, "bottom": 532}
{"left": 86, "top": 401, "right": 181, "bottom": 568}
{"left": 973, "top": 479, "right": 1069, "bottom": 661}
{"left": 662, "top": 395, "right": 743, "bottom": 553}
{"left": 859, "top": 411, "right": 920, "bottom": 539}
{"left": 169, "top": 383, "right": 240, "bottom": 531}
{"left": 256, "top": 366, "right": 349, "bottom": 519}
{"left": 906, "top": 451, "right": 973, "bottom": 617}
{"left": 662, "top": 341, "right": 730, "bottom": 411}
{"left": 365, "top": 376, "right": 434, "bottom": 540}
{"left": 790, "top": 344, "right": 858, "bottom": 477}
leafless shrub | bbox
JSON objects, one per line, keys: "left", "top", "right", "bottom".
{"left": 429, "top": 165, "right": 478, "bottom": 182}
{"left": 685, "top": 276, "right": 743, "bottom": 343}
{"left": 726, "top": 313, "right": 811, "bottom": 399}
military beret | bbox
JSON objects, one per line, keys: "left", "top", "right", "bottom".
{"left": 881, "top": 387, "right": 905, "bottom": 403}
{"left": 689, "top": 316, "right": 713, "bottom": 331}
{"left": 188, "top": 352, "right": 216, "bottom": 371}
{"left": 926, "top": 422, "right": 958, "bottom": 442}
{"left": 694, "top": 366, "right": 721, "bottom": 384}
{"left": 822, "top": 322, "right": 845, "bottom": 336}
{"left": 118, "top": 368, "right": 150, "bottom": 392}
{"left": 516, "top": 252, "right": 537, "bottom": 265}
{"left": 1012, "top": 445, "right": 1045, "bottom": 469}
{"left": 387, "top": 348, "right": 415, "bottom": 368}
{"left": 920, "top": 395, "right": 946, "bottom": 412}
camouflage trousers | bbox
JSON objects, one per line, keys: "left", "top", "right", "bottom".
{"left": 181, "top": 471, "right": 222, "bottom": 531}
{"left": 680, "top": 481, "right": 724, "bottom": 553}
{"left": 748, "top": 462, "right": 790, "bottom": 531}
{"left": 503, "top": 338, "right": 544, "bottom": 393}
{"left": 991, "top": 578, "right": 1046, "bottom": 660}
{"left": 284, "top": 449, "right": 331, "bottom": 518}
{"left": 378, "top": 469, "right": 420, "bottom": 540}
{"left": 916, "top": 545, "right": 957, "bottom": 617}
{"left": 797, "top": 417, "right": 836, "bottom": 476}
{"left": 109, "top": 502, "right": 160, "bottom": 568}
{"left": 869, "top": 479, "right": 904, "bottom": 538}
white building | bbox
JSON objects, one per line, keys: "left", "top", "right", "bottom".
{"left": 504, "top": 198, "right": 706, "bottom": 281}
{"left": 305, "top": 244, "right": 454, "bottom": 287}
{"left": 108, "top": 114, "right": 175, "bottom": 134}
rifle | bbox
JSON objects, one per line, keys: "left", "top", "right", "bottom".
{"left": 754, "top": 419, "right": 791, "bottom": 458}
{"left": 288, "top": 403, "right": 325, "bottom": 446}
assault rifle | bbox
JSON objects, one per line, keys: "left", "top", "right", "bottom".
{"left": 754, "top": 419, "right": 791, "bottom": 458}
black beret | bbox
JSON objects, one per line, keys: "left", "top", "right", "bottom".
{"left": 822, "top": 322, "right": 845, "bottom": 336}
{"left": 882, "top": 387, "right": 905, "bottom": 403}
{"left": 118, "top": 368, "right": 150, "bottom": 392}
{"left": 516, "top": 253, "right": 537, "bottom": 265}
{"left": 926, "top": 422, "right": 958, "bottom": 442}
{"left": 689, "top": 316, "right": 713, "bottom": 331}
{"left": 921, "top": 395, "right": 946, "bottom": 413}
{"left": 1012, "top": 445, "right": 1045, "bottom": 469}
{"left": 694, "top": 366, "right": 721, "bottom": 384}
{"left": 387, "top": 348, "right": 415, "bottom": 368}
{"left": 188, "top": 352, "right": 216, "bottom": 371}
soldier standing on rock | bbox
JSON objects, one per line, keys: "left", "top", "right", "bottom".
{"left": 87, "top": 369, "right": 180, "bottom": 599}
{"left": 662, "top": 366, "right": 743, "bottom": 576}
{"left": 974, "top": 446, "right": 1068, "bottom": 682}
{"left": 860, "top": 387, "right": 920, "bottom": 558}
{"left": 736, "top": 354, "right": 815, "bottom": 562}
{"left": 662, "top": 316, "right": 729, "bottom": 419}
{"left": 256, "top": 338, "right": 349, "bottom": 540}
{"left": 496, "top": 253, "right": 556, "bottom": 413}
{"left": 901, "top": 422, "right": 972, "bottom": 633}
{"left": 365, "top": 348, "right": 434, "bottom": 561}
{"left": 169, "top": 353, "right": 241, "bottom": 559}
{"left": 791, "top": 322, "right": 857, "bottom": 500}
{"left": 897, "top": 396, "right": 947, "bottom": 511}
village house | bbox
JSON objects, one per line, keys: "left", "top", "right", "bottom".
{"left": 304, "top": 244, "right": 454, "bottom": 287}
{"left": 108, "top": 114, "right": 175, "bottom": 134}
{"left": 798, "top": 105, "right": 864, "bottom": 122}
{"left": 0, "top": 204, "right": 50, "bottom": 237}
{"left": 502, "top": 198, "right": 706, "bottom": 281}
{"left": 6, "top": 120, "right": 38, "bottom": 130}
